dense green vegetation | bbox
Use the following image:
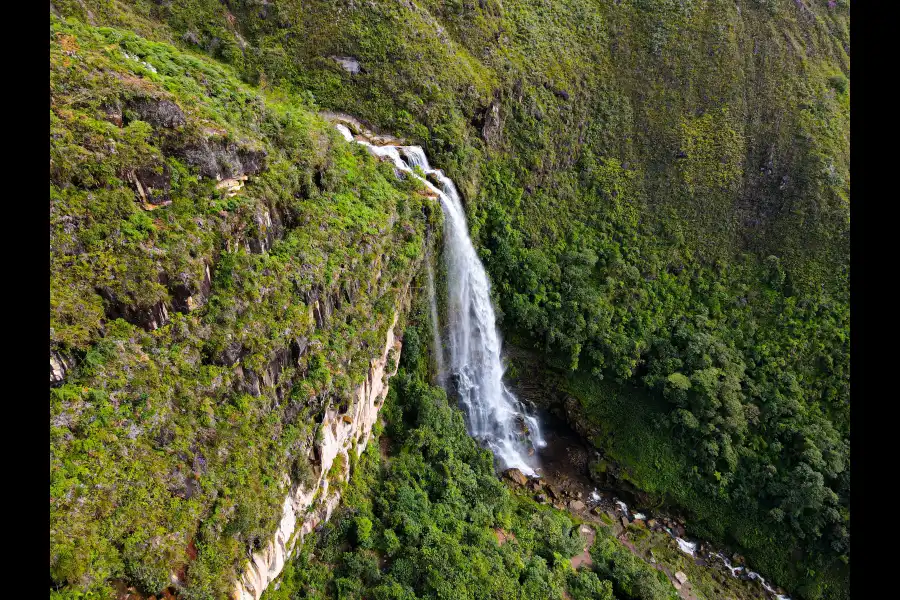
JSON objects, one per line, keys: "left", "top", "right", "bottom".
{"left": 52, "top": 1, "right": 850, "bottom": 598}
{"left": 50, "top": 17, "right": 437, "bottom": 598}
{"left": 263, "top": 297, "right": 677, "bottom": 600}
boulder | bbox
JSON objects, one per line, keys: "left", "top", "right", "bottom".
{"left": 621, "top": 516, "right": 629, "bottom": 528}
{"left": 503, "top": 468, "right": 528, "bottom": 486}
{"left": 675, "top": 571, "right": 688, "bottom": 585}
{"left": 331, "top": 56, "right": 361, "bottom": 74}
{"left": 569, "top": 500, "right": 586, "bottom": 512}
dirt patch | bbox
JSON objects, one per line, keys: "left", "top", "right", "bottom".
{"left": 570, "top": 524, "right": 596, "bottom": 570}
{"left": 494, "top": 528, "right": 516, "bottom": 546}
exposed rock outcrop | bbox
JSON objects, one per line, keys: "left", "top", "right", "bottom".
{"left": 502, "top": 467, "right": 528, "bottom": 487}
{"left": 128, "top": 163, "right": 172, "bottom": 207}
{"left": 481, "top": 102, "right": 501, "bottom": 146}
{"left": 127, "top": 97, "right": 187, "bottom": 129}
{"left": 50, "top": 350, "right": 74, "bottom": 386}
{"left": 176, "top": 138, "right": 267, "bottom": 181}
{"left": 330, "top": 56, "right": 362, "bottom": 74}
{"left": 231, "top": 297, "right": 406, "bottom": 600}
{"left": 320, "top": 112, "right": 407, "bottom": 147}
{"left": 96, "top": 285, "right": 170, "bottom": 331}
{"left": 168, "top": 263, "right": 212, "bottom": 314}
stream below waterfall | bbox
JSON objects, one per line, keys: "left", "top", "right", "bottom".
{"left": 333, "top": 118, "right": 791, "bottom": 600}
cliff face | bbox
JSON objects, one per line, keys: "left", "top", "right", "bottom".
{"left": 234, "top": 302, "right": 404, "bottom": 600}
{"left": 51, "top": 2, "right": 850, "bottom": 598}
{"left": 50, "top": 17, "right": 439, "bottom": 598}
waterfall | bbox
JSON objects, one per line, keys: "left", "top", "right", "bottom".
{"left": 338, "top": 125, "right": 545, "bottom": 476}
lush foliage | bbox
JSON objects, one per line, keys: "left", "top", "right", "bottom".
{"left": 50, "top": 17, "right": 435, "bottom": 598}
{"left": 264, "top": 301, "right": 676, "bottom": 600}
{"left": 52, "top": 1, "right": 850, "bottom": 598}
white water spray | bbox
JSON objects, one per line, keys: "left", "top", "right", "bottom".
{"left": 338, "top": 126, "right": 545, "bottom": 476}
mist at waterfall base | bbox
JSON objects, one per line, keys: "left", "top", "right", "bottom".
{"left": 337, "top": 124, "right": 546, "bottom": 477}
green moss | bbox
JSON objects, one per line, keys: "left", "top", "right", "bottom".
{"left": 51, "top": 1, "right": 849, "bottom": 598}
{"left": 50, "top": 16, "right": 434, "bottom": 598}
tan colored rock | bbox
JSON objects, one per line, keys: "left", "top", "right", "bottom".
{"left": 503, "top": 468, "right": 528, "bottom": 486}
{"left": 216, "top": 175, "right": 248, "bottom": 197}
{"left": 231, "top": 292, "right": 408, "bottom": 600}
{"left": 675, "top": 571, "right": 688, "bottom": 585}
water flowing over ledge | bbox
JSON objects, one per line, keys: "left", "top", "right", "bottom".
{"left": 333, "top": 120, "right": 791, "bottom": 600}
{"left": 337, "top": 122, "right": 546, "bottom": 477}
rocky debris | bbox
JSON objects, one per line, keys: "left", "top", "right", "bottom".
{"left": 542, "top": 82, "right": 570, "bottom": 101}
{"left": 218, "top": 339, "right": 248, "bottom": 367}
{"left": 527, "top": 479, "right": 541, "bottom": 492}
{"left": 545, "top": 484, "right": 562, "bottom": 500}
{"left": 503, "top": 467, "right": 529, "bottom": 487}
{"left": 127, "top": 97, "right": 186, "bottom": 129}
{"left": 535, "top": 493, "right": 547, "bottom": 503}
{"left": 621, "top": 516, "right": 629, "bottom": 528}
{"left": 331, "top": 56, "right": 362, "bottom": 74}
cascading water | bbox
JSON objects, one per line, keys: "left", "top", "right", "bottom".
{"left": 336, "top": 123, "right": 545, "bottom": 476}
{"left": 335, "top": 121, "right": 793, "bottom": 599}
